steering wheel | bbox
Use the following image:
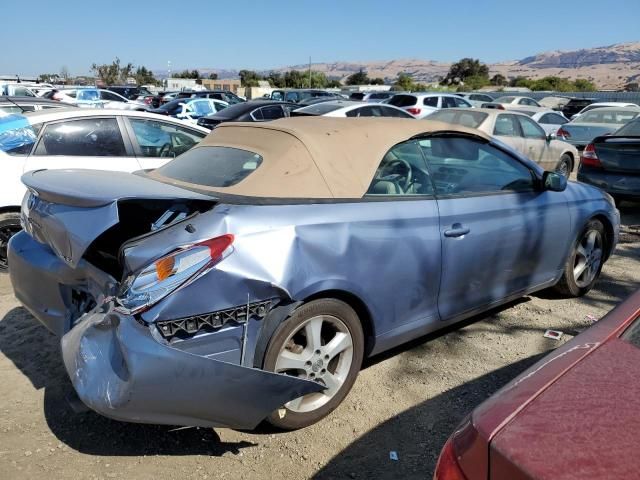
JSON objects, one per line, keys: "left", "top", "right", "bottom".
{"left": 158, "top": 143, "right": 173, "bottom": 158}
{"left": 378, "top": 158, "right": 413, "bottom": 191}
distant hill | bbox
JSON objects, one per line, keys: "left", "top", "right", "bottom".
{"left": 157, "top": 42, "right": 640, "bottom": 89}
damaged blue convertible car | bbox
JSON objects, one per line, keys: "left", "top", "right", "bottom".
{"left": 9, "top": 117, "right": 619, "bottom": 430}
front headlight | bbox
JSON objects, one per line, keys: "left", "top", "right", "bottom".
{"left": 115, "top": 234, "right": 234, "bottom": 315}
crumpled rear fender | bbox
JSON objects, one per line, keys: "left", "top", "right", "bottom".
{"left": 61, "top": 305, "right": 323, "bottom": 429}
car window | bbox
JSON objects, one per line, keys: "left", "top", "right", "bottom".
{"left": 441, "top": 97, "right": 457, "bottom": 108}
{"left": 493, "top": 114, "right": 520, "bottom": 136}
{"left": 188, "top": 100, "right": 215, "bottom": 117}
{"left": 424, "top": 96, "right": 438, "bottom": 107}
{"left": 519, "top": 98, "right": 535, "bottom": 106}
{"left": 157, "top": 146, "right": 263, "bottom": 187}
{"left": 213, "top": 102, "right": 228, "bottom": 112}
{"left": 540, "top": 113, "right": 567, "bottom": 125}
{"left": 470, "top": 94, "right": 491, "bottom": 102}
{"left": 453, "top": 97, "right": 471, "bottom": 108}
{"left": 388, "top": 94, "right": 417, "bottom": 108}
{"left": 345, "top": 106, "right": 366, "bottom": 117}
{"left": 0, "top": 106, "right": 28, "bottom": 115}
{"left": 284, "top": 92, "right": 300, "bottom": 103}
{"left": 428, "top": 110, "right": 488, "bottom": 128}
{"left": 77, "top": 90, "right": 100, "bottom": 102}
{"left": 366, "top": 141, "right": 433, "bottom": 196}
{"left": 517, "top": 116, "right": 546, "bottom": 139}
{"left": 129, "top": 118, "right": 205, "bottom": 158}
{"left": 35, "top": 118, "right": 126, "bottom": 156}
{"left": 420, "top": 136, "right": 535, "bottom": 196}
{"left": 259, "top": 105, "right": 285, "bottom": 120}
{"left": 101, "top": 91, "right": 124, "bottom": 102}
{"left": 271, "top": 91, "right": 284, "bottom": 101}
{"left": 380, "top": 106, "right": 413, "bottom": 118}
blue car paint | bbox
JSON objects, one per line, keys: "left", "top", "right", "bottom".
{"left": 9, "top": 141, "right": 620, "bottom": 429}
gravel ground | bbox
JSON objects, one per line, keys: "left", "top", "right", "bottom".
{"left": 1, "top": 204, "right": 639, "bottom": 480}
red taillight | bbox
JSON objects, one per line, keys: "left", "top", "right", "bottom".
{"left": 407, "top": 107, "right": 422, "bottom": 115}
{"left": 496, "top": 104, "right": 505, "bottom": 110}
{"left": 557, "top": 127, "right": 571, "bottom": 138}
{"left": 580, "top": 143, "right": 602, "bottom": 168}
{"left": 200, "top": 234, "right": 235, "bottom": 261}
{"left": 144, "top": 97, "right": 153, "bottom": 104}
{"left": 434, "top": 437, "right": 467, "bottom": 480}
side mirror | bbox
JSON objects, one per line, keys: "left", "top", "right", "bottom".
{"left": 542, "top": 171, "right": 567, "bottom": 192}
{"left": 547, "top": 132, "right": 556, "bottom": 142}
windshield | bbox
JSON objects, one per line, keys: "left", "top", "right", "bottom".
{"left": 615, "top": 119, "right": 640, "bottom": 136}
{"left": 495, "top": 96, "right": 515, "bottom": 104}
{"left": 291, "top": 103, "right": 345, "bottom": 116}
{"left": 156, "top": 146, "right": 263, "bottom": 187}
{"left": 427, "top": 110, "right": 489, "bottom": 128}
{"left": 579, "top": 110, "right": 639, "bottom": 124}
{"left": 0, "top": 114, "right": 39, "bottom": 155}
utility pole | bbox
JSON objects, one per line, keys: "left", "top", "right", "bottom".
{"left": 308, "top": 56, "right": 312, "bottom": 88}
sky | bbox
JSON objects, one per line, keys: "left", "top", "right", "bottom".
{"left": 2, "top": 0, "right": 639, "bottom": 77}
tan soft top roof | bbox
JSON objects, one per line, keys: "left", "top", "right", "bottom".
{"left": 148, "top": 117, "right": 490, "bottom": 199}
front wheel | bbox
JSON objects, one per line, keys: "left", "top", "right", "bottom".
{"left": 554, "top": 219, "right": 605, "bottom": 297}
{"left": 263, "top": 299, "right": 364, "bottom": 430}
{"left": 0, "top": 212, "right": 21, "bottom": 273}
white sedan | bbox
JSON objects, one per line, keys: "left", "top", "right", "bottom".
{"left": 0, "top": 109, "right": 209, "bottom": 270}
{"left": 290, "top": 100, "right": 414, "bottom": 118}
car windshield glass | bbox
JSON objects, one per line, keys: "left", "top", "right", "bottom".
{"left": 427, "top": 110, "right": 488, "bottom": 128}
{"left": 388, "top": 95, "right": 417, "bottom": 107}
{"left": 614, "top": 120, "right": 640, "bottom": 136}
{"left": 580, "top": 110, "right": 639, "bottom": 124}
{"left": 0, "top": 114, "right": 38, "bottom": 155}
{"left": 291, "top": 103, "right": 345, "bottom": 116}
{"left": 156, "top": 146, "right": 263, "bottom": 187}
{"left": 495, "top": 96, "right": 514, "bottom": 104}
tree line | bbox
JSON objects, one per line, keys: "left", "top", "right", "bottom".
{"left": 38, "top": 57, "right": 599, "bottom": 92}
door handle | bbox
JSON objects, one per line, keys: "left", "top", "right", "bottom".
{"left": 444, "top": 223, "right": 470, "bottom": 238}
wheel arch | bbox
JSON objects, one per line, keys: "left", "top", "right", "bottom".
{"left": 302, "top": 289, "right": 376, "bottom": 358}
{"left": 591, "top": 213, "right": 615, "bottom": 260}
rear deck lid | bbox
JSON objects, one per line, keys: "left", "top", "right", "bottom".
{"left": 593, "top": 136, "right": 640, "bottom": 173}
{"left": 22, "top": 169, "right": 212, "bottom": 267}
{"left": 561, "top": 124, "right": 616, "bottom": 144}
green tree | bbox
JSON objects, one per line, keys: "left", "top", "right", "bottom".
{"left": 462, "top": 74, "right": 489, "bottom": 90}
{"left": 573, "top": 78, "right": 596, "bottom": 92}
{"left": 345, "top": 69, "right": 370, "bottom": 85}
{"left": 239, "top": 69, "right": 264, "bottom": 87}
{"left": 393, "top": 72, "right": 415, "bottom": 91}
{"left": 134, "top": 66, "right": 158, "bottom": 85}
{"left": 370, "top": 77, "right": 385, "bottom": 85}
{"left": 326, "top": 79, "right": 342, "bottom": 88}
{"left": 441, "top": 58, "right": 489, "bottom": 86}
{"left": 490, "top": 74, "right": 507, "bottom": 86}
{"left": 208, "top": 72, "right": 218, "bottom": 80}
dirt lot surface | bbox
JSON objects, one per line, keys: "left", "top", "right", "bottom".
{"left": 1, "top": 206, "right": 639, "bottom": 480}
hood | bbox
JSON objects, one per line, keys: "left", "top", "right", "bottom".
{"left": 21, "top": 169, "right": 215, "bottom": 269}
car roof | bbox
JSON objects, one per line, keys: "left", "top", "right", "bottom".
{"left": 148, "top": 117, "right": 491, "bottom": 199}
{"left": 21, "top": 108, "right": 209, "bottom": 132}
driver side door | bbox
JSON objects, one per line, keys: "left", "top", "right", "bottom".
{"left": 123, "top": 117, "right": 207, "bottom": 170}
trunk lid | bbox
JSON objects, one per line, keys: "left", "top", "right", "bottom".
{"left": 22, "top": 169, "right": 215, "bottom": 269}
{"left": 592, "top": 135, "right": 640, "bottom": 173}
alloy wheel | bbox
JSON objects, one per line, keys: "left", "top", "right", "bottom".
{"left": 573, "top": 229, "right": 603, "bottom": 288}
{"left": 274, "top": 315, "right": 353, "bottom": 413}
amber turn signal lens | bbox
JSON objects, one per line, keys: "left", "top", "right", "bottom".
{"left": 155, "top": 257, "right": 175, "bottom": 281}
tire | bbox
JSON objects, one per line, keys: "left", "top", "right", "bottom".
{"left": 555, "top": 154, "right": 573, "bottom": 178}
{"left": 0, "top": 212, "right": 22, "bottom": 273}
{"left": 262, "top": 298, "right": 364, "bottom": 430}
{"left": 554, "top": 219, "right": 605, "bottom": 297}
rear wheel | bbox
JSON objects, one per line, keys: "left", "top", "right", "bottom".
{"left": 0, "top": 212, "right": 21, "bottom": 273}
{"left": 555, "top": 154, "right": 573, "bottom": 178}
{"left": 263, "top": 299, "right": 364, "bottom": 430}
{"left": 554, "top": 219, "right": 605, "bottom": 297}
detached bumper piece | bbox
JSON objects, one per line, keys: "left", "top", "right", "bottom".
{"left": 61, "top": 305, "right": 323, "bottom": 429}
{"left": 156, "top": 299, "right": 274, "bottom": 341}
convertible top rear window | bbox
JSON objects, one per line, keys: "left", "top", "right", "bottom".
{"left": 156, "top": 146, "right": 263, "bottom": 187}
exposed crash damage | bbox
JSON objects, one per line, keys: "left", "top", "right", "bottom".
{"left": 9, "top": 117, "right": 619, "bottom": 431}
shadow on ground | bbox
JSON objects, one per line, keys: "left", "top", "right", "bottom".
{"left": 314, "top": 353, "right": 545, "bottom": 480}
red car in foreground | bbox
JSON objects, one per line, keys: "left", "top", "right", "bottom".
{"left": 435, "top": 289, "right": 640, "bottom": 480}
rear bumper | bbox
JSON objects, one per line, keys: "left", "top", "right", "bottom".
{"left": 61, "top": 306, "right": 322, "bottom": 429}
{"left": 578, "top": 167, "right": 640, "bottom": 199}
{"left": 8, "top": 231, "right": 115, "bottom": 336}
{"left": 9, "top": 232, "right": 323, "bottom": 429}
